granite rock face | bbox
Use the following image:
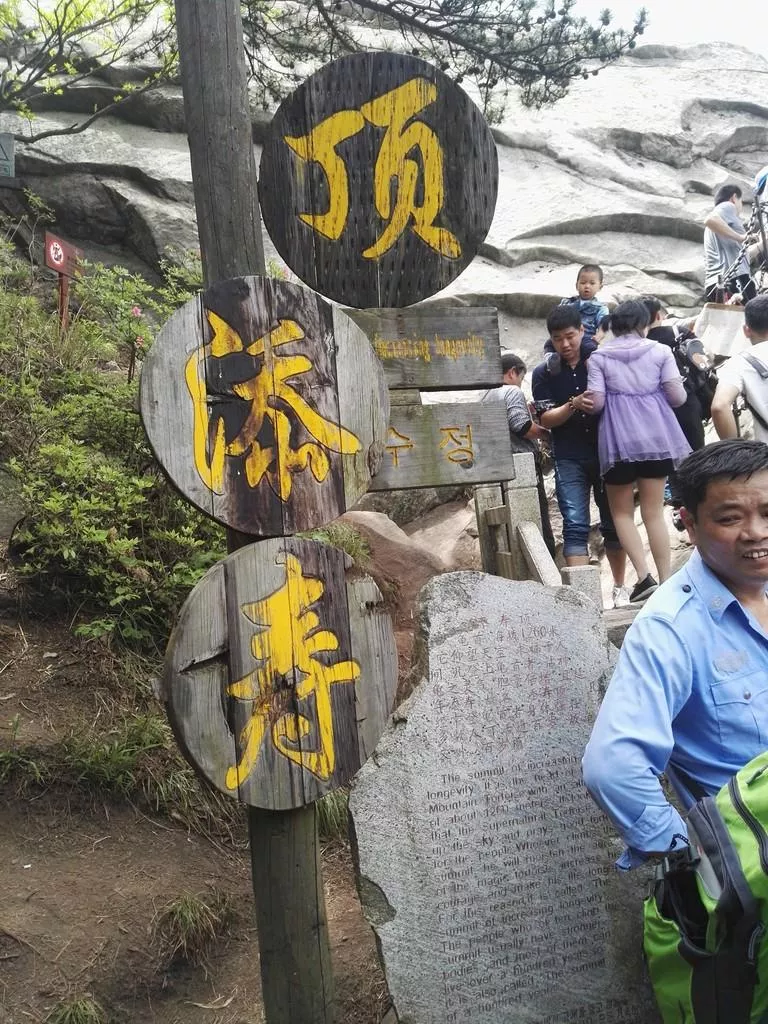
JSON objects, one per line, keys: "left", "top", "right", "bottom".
{"left": 349, "top": 573, "right": 658, "bottom": 1024}
{"left": 1, "top": 40, "right": 767, "bottom": 350}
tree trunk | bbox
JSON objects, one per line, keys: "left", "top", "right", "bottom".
{"left": 174, "top": 0, "right": 265, "bottom": 286}
{"left": 173, "top": 3, "right": 334, "bottom": 1021}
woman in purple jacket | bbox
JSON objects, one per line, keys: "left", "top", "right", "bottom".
{"left": 587, "top": 300, "right": 691, "bottom": 604}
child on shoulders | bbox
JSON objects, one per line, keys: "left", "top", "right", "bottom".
{"left": 545, "top": 264, "right": 610, "bottom": 373}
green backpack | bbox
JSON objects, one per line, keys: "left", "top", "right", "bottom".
{"left": 644, "top": 750, "right": 768, "bottom": 1023}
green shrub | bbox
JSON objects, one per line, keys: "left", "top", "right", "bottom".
{"left": 0, "top": 244, "right": 223, "bottom": 651}
{"left": 9, "top": 437, "right": 224, "bottom": 648}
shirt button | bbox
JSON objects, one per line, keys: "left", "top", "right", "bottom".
{"left": 682, "top": 585, "right": 691, "bottom": 593}
{"left": 745, "top": 691, "right": 752, "bottom": 700}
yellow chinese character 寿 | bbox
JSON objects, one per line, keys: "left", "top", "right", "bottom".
{"left": 284, "top": 78, "right": 461, "bottom": 261}
{"left": 439, "top": 424, "right": 474, "bottom": 465}
{"left": 225, "top": 552, "right": 360, "bottom": 790}
{"left": 185, "top": 310, "right": 361, "bottom": 501}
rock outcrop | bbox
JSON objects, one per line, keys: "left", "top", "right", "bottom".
{"left": 1, "top": 40, "right": 767, "bottom": 364}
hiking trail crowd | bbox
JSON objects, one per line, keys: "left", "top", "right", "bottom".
{"left": 481, "top": 172, "right": 768, "bottom": 1020}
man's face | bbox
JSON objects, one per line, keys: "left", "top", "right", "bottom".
{"left": 550, "top": 325, "right": 584, "bottom": 365}
{"left": 576, "top": 271, "right": 602, "bottom": 300}
{"left": 730, "top": 193, "right": 744, "bottom": 216}
{"left": 682, "top": 471, "right": 768, "bottom": 591}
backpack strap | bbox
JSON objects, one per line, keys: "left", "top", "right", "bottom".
{"left": 738, "top": 354, "right": 768, "bottom": 433}
{"left": 743, "top": 353, "right": 768, "bottom": 379}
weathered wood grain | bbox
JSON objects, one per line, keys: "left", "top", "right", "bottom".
{"left": 368, "top": 401, "right": 516, "bottom": 491}
{"left": 258, "top": 52, "right": 498, "bottom": 308}
{"left": 248, "top": 806, "right": 333, "bottom": 1022}
{"left": 345, "top": 306, "right": 501, "bottom": 390}
{"left": 163, "top": 537, "right": 397, "bottom": 810}
{"left": 473, "top": 484, "right": 505, "bottom": 575}
{"left": 175, "top": 0, "right": 264, "bottom": 287}
{"left": 140, "top": 276, "right": 389, "bottom": 537}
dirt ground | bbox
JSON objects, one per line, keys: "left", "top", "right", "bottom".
{"left": 0, "top": 608, "right": 389, "bottom": 1024}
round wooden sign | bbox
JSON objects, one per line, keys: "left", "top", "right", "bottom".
{"left": 140, "top": 276, "right": 389, "bottom": 536}
{"left": 258, "top": 52, "right": 498, "bottom": 308}
{"left": 162, "top": 537, "right": 398, "bottom": 809}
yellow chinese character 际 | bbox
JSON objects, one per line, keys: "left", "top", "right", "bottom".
{"left": 225, "top": 552, "right": 361, "bottom": 790}
{"left": 439, "top": 424, "right": 474, "bottom": 465}
{"left": 283, "top": 77, "right": 461, "bottom": 262}
{"left": 385, "top": 426, "right": 415, "bottom": 467}
{"left": 185, "top": 310, "right": 361, "bottom": 501}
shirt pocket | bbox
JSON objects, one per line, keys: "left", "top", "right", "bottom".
{"left": 710, "top": 668, "right": 768, "bottom": 749}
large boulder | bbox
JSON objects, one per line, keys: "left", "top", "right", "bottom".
{"left": 1, "top": 40, "right": 767, "bottom": 339}
{"left": 340, "top": 511, "right": 447, "bottom": 627}
{"left": 402, "top": 500, "right": 481, "bottom": 571}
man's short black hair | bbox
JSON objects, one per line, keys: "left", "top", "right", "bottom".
{"left": 546, "top": 304, "right": 582, "bottom": 335}
{"left": 501, "top": 351, "right": 526, "bottom": 376}
{"left": 577, "top": 263, "right": 603, "bottom": 284}
{"left": 714, "top": 183, "right": 742, "bottom": 206}
{"left": 641, "top": 295, "right": 664, "bottom": 322}
{"left": 745, "top": 295, "right": 768, "bottom": 336}
{"left": 673, "top": 440, "right": 768, "bottom": 516}
{"left": 610, "top": 300, "right": 650, "bottom": 337}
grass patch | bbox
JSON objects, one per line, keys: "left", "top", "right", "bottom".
{"left": 317, "top": 787, "right": 349, "bottom": 841}
{"left": 152, "top": 890, "right": 236, "bottom": 967}
{"left": 45, "top": 996, "right": 106, "bottom": 1024}
{"left": 0, "top": 711, "right": 246, "bottom": 844}
{"left": 304, "top": 523, "right": 371, "bottom": 567}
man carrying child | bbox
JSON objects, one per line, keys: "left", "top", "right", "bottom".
{"left": 532, "top": 303, "right": 629, "bottom": 607}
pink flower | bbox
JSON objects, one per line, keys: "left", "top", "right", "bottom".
{"left": 130, "top": 306, "right": 142, "bottom": 317}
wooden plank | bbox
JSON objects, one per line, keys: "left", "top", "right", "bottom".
{"left": 473, "top": 484, "right": 505, "bottom": 575}
{"left": 248, "top": 806, "right": 333, "bottom": 1023}
{"left": 140, "top": 276, "right": 388, "bottom": 537}
{"left": 258, "top": 52, "right": 498, "bottom": 308}
{"left": 163, "top": 536, "right": 397, "bottom": 810}
{"left": 483, "top": 505, "right": 509, "bottom": 527}
{"left": 368, "top": 402, "right": 515, "bottom": 491}
{"left": 344, "top": 306, "right": 501, "bottom": 390}
{"left": 517, "top": 520, "right": 561, "bottom": 587}
{"left": 496, "top": 551, "right": 516, "bottom": 580}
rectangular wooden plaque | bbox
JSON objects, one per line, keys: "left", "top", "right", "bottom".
{"left": 345, "top": 306, "right": 501, "bottom": 390}
{"left": 368, "top": 401, "right": 516, "bottom": 491}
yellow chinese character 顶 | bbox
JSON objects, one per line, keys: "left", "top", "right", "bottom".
{"left": 385, "top": 425, "right": 415, "bottom": 467}
{"left": 184, "top": 310, "right": 361, "bottom": 501}
{"left": 284, "top": 78, "right": 461, "bottom": 261}
{"left": 439, "top": 424, "right": 474, "bottom": 465}
{"left": 225, "top": 552, "right": 361, "bottom": 790}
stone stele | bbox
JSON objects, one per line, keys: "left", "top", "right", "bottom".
{"left": 349, "top": 572, "right": 659, "bottom": 1024}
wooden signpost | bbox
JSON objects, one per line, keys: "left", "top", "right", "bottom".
{"left": 140, "top": 276, "right": 389, "bottom": 536}
{"left": 164, "top": 6, "right": 503, "bottom": 1019}
{"left": 258, "top": 52, "right": 498, "bottom": 309}
{"left": 44, "top": 230, "right": 83, "bottom": 331}
{"left": 346, "top": 306, "right": 501, "bottom": 390}
{"left": 163, "top": 537, "right": 397, "bottom": 810}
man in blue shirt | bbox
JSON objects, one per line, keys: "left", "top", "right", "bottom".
{"left": 532, "top": 304, "right": 628, "bottom": 607}
{"left": 583, "top": 439, "right": 768, "bottom": 869}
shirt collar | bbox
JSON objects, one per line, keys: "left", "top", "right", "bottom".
{"left": 684, "top": 548, "right": 750, "bottom": 622}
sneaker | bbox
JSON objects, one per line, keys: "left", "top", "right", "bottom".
{"left": 612, "top": 585, "right": 631, "bottom": 609}
{"left": 629, "top": 574, "right": 658, "bottom": 604}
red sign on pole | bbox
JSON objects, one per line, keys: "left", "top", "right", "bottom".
{"left": 44, "top": 231, "right": 82, "bottom": 278}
